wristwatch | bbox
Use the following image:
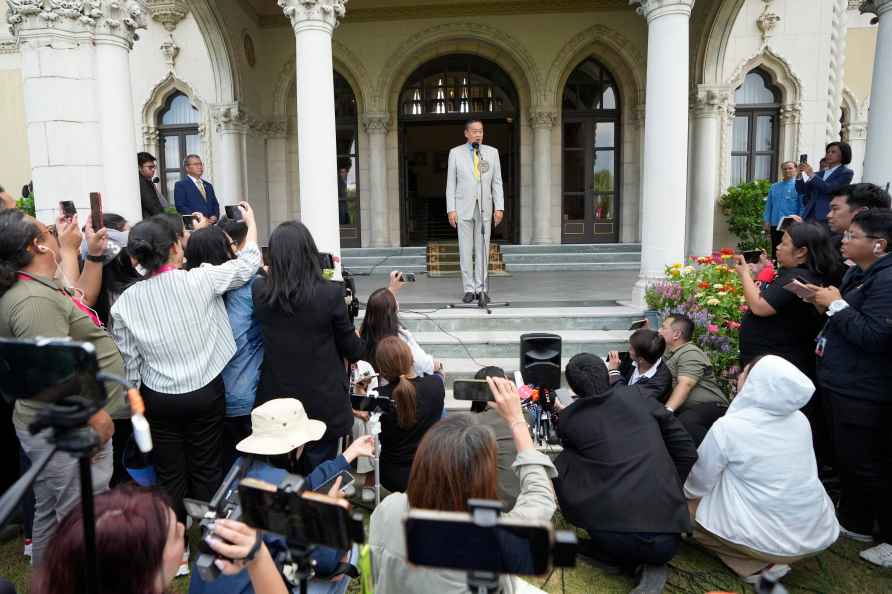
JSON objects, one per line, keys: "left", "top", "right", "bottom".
{"left": 85, "top": 254, "right": 105, "bottom": 263}
{"left": 827, "top": 299, "right": 849, "bottom": 316}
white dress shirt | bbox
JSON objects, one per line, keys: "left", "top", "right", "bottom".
{"left": 629, "top": 357, "right": 662, "bottom": 385}
{"left": 111, "top": 244, "right": 262, "bottom": 394}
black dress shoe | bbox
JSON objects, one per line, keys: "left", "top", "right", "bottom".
{"left": 462, "top": 292, "right": 475, "bottom": 303}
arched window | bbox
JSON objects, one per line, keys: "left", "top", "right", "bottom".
{"left": 561, "top": 58, "right": 621, "bottom": 243}
{"left": 399, "top": 54, "right": 517, "bottom": 118}
{"left": 335, "top": 71, "right": 360, "bottom": 247}
{"left": 157, "top": 92, "right": 200, "bottom": 200}
{"left": 731, "top": 69, "right": 781, "bottom": 185}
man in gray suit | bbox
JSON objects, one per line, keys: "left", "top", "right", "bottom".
{"left": 446, "top": 119, "right": 504, "bottom": 303}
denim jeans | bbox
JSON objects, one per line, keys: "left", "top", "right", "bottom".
{"left": 15, "top": 428, "right": 113, "bottom": 566}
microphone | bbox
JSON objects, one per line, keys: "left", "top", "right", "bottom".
{"left": 152, "top": 176, "right": 161, "bottom": 184}
{"left": 472, "top": 141, "right": 480, "bottom": 154}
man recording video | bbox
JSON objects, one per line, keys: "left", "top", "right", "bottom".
{"left": 446, "top": 119, "right": 504, "bottom": 304}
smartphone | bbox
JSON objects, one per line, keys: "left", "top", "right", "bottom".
{"left": 313, "top": 470, "right": 355, "bottom": 494}
{"left": 239, "top": 478, "right": 360, "bottom": 550}
{"left": 783, "top": 278, "right": 817, "bottom": 300}
{"left": 452, "top": 379, "right": 494, "bottom": 402}
{"left": 628, "top": 319, "right": 648, "bottom": 331}
{"left": 617, "top": 351, "right": 634, "bottom": 378}
{"left": 89, "top": 192, "right": 103, "bottom": 230}
{"left": 400, "top": 272, "right": 417, "bottom": 282}
{"left": 799, "top": 153, "right": 808, "bottom": 164}
{"left": 319, "top": 253, "right": 335, "bottom": 270}
{"left": 350, "top": 394, "right": 392, "bottom": 413}
{"left": 181, "top": 215, "right": 195, "bottom": 231}
{"left": 59, "top": 201, "right": 77, "bottom": 219}
{"left": 743, "top": 250, "right": 763, "bottom": 264}
{"left": 554, "top": 388, "right": 575, "bottom": 408}
{"left": 404, "top": 509, "right": 553, "bottom": 575}
{"left": 224, "top": 205, "right": 243, "bottom": 221}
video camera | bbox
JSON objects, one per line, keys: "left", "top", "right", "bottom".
{"left": 319, "top": 251, "right": 360, "bottom": 322}
{"left": 405, "top": 499, "right": 576, "bottom": 593}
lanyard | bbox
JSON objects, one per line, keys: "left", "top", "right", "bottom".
{"left": 16, "top": 272, "right": 102, "bottom": 328}
{"left": 152, "top": 264, "right": 178, "bottom": 277}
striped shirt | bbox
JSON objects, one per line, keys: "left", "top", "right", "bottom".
{"left": 110, "top": 243, "right": 262, "bottom": 394}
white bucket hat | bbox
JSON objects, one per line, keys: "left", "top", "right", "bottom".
{"left": 236, "top": 398, "right": 326, "bottom": 456}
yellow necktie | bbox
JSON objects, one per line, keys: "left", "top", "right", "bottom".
{"left": 473, "top": 150, "right": 480, "bottom": 180}
{"left": 195, "top": 179, "right": 207, "bottom": 201}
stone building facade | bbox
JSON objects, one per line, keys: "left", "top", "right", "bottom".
{"left": 0, "top": 0, "right": 889, "bottom": 301}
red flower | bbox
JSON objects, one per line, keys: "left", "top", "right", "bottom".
{"left": 720, "top": 247, "right": 736, "bottom": 256}
{"left": 698, "top": 281, "right": 710, "bottom": 289}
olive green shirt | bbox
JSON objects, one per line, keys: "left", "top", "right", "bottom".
{"left": 0, "top": 274, "right": 128, "bottom": 430}
{"left": 663, "top": 342, "right": 729, "bottom": 410}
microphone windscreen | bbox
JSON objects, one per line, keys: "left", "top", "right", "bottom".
{"left": 472, "top": 142, "right": 480, "bottom": 150}
{"left": 152, "top": 176, "right": 161, "bottom": 184}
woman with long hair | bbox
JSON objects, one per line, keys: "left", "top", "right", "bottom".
{"left": 185, "top": 226, "right": 264, "bottom": 471}
{"left": 369, "top": 376, "right": 557, "bottom": 593}
{"left": 253, "top": 221, "right": 365, "bottom": 475}
{"left": 374, "top": 336, "right": 444, "bottom": 493}
{"left": 734, "top": 221, "right": 841, "bottom": 375}
{"left": 32, "top": 485, "right": 287, "bottom": 594}
{"left": 111, "top": 203, "right": 261, "bottom": 575}
{"left": 359, "top": 276, "right": 439, "bottom": 377}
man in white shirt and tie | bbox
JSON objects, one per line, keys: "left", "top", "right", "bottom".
{"left": 445, "top": 119, "right": 505, "bottom": 304}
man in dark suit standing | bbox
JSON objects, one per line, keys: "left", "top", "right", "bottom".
{"left": 138, "top": 152, "right": 168, "bottom": 220}
{"left": 174, "top": 154, "right": 220, "bottom": 221}
{"left": 796, "top": 141, "right": 854, "bottom": 224}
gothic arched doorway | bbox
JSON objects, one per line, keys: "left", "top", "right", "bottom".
{"left": 398, "top": 54, "right": 519, "bottom": 245}
{"left": 561, "top": 58, "right": 621, "bottom": 243}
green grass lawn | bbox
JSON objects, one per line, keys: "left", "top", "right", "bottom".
{"left": 2, "top": 517, "right": 890, "bottom": 594}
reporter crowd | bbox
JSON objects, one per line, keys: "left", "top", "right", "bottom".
{"left": 0, "top": 175, "right": 889, "bottom": 594}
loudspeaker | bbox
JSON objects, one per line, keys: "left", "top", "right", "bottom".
{"left": 519, "top": 333, "right": 562, "bottom": 390}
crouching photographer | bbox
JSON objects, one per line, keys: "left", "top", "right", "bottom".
{"left": 190, "top": 398, "right": 375, "bottom": 594}
{"left": 31, "top": 484, "right": 287, "bottom": 594}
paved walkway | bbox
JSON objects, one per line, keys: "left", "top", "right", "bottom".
{"left": 352, "top": 269, "right": 640, "bottom": 307}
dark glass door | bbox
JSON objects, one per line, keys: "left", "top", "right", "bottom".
{"left": 561, "top": 117, "right": 619, "bottom": 243}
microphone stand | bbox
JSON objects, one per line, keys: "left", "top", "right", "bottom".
{"left": 450, "top": 144, "right": 509, "bottom": 314}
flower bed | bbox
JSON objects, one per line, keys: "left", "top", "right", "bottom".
{"left": 645, "top": 248, "right": 755, "bottom": 391}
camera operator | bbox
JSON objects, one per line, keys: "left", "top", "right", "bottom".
{"left": 469, "top": 366, "right": 520, "bottom": 509}
{"left": 553, "top": 353, "right": 697, "bottom": 590}
{"left": 369, "top": 376, "right": 557, "bottom": 594}
{"left": 359, "top": 271, "right": 442, "bottom": 378}
{"left": 31, "top": 484, "right": 287, "bottom": 594}
{"left": 607, "top": 328, "right": 672, "bottom": 403}
{"left": 190, "top": 398, "right": 375, "bottom": 594}
{"left": 0, "top": 208, "right": 126, "bottom": 565}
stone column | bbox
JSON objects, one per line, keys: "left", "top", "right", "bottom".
{"left": 530, "top": 109, "right": 556, "bottom": 245}
{"left": 7, "top": 0, "right": 145, "bottom": 222}
{"left": 280, "top": 0, "right": 346, "bottom": 269}
{"left": 214, "top": 105, "right": 248, "bottom": 207}
{"left": 688, "top": 86, "right": 730, "bottom": 257}
{"left": 845, "top": 119, "right": 868, "bottom": 182}
{"left": 265, "top": 119, "right": 291, "bottom": 229}
{"left": 631, "top": 0, "right": 695, "bottom": 305}
{"left": 363, "top": 113, "right": 390, "bottom": 247}
{"left": 94, "top": 1, "right": 147, "bottom": 223}
{"left": 861, "top": 0, "right": 892, "bottom": 187}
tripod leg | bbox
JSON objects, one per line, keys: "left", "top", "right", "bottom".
{"left": 79, "top": 457, "right": 100, "bottom": 594}
{"left": 0, "top": 445, "right": 56, "bottom": 530}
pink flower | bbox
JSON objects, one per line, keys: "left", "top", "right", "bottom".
{"left": 727, "top": 321, "right": 741, "bottom": 330}
{"left": 708, "top": 324, "right": 720, "bottom": 334}
{"left": 739, "top": 304, "right": 749, "bottom": 313}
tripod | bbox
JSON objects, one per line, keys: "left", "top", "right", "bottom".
{"left": 0, "top": 397, "right": 103, "bottom": 594}
{"left": 451, "top": 146, "right": 509, "bottom": 314}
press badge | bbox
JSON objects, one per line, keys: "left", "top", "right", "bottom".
{"left": 815, "top": 336, "right": 827, "bottom": 358}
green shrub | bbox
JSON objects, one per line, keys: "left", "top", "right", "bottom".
{"left": 16, "top": 194, "right": 35, "bottom": 217}
{"left": 718, "top": 180, "right": 771, "bottom": 252}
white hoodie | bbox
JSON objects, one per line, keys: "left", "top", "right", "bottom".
{"left": 684, "top": 355, "right": 839, "bottom": 557}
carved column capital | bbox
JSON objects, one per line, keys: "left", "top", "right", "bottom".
{"left": 692, "top": 86, "right": 732, "bottom": 118}
{"left": 629, "top": 0, "right": 695, "bottom": 21}
{"left": 779, "top": 104, "right": 802, "bottom": 125}
{"left": 362, "top": 112, "right": 390, "bottom": 134}
{"left": 529, "top": 109, "right": 557, "bottom": 129}
{"left": 213, "top": 104, "right": 250, "bottom": 133}
{"left": 278, "top": 0, "right": 347, "bottom": 32}
{"left": 145, "top": 0, "right": 187, "bottom": 32}
{"left": 7, "top": 0, "right": 147, "bottom": 48}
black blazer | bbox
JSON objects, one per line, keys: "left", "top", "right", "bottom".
{"left": 139, "top": 175, "right": 165, "bottom": 219}
{"left": 253, "top": 279, "right": 365, "bottom": 439}
{"left": 553, "top": 385, "right": 697, "bottom": 534}
{"left": 620, "top": 361, "right": 673, "bottom": 404}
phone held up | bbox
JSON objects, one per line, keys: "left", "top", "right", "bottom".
{"left": 224, "top": 205, "right": 243, "bottom": 221}
{"left": 181, "top": 215, "right": 196, "bottom": 231}
{"left": 89, "top": 192, "right": 103, "bottom": 230}
{"left": 59, "top": 201, "right": 77, "bottom": 220}
{"left": 799, "top": 153, "right": 808, "bottom": 165}
{"left": 742, "top": 250, "right": 763, "bottom": 264}
{"left": 452, "top": 379, "right": 493, "bottom": 402}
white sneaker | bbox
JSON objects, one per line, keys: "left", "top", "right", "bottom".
{"left": 840, "top": 525, "right": 874, "bottom": 543}
{"left": 743, "top": 564, "right": 791, "bottom": 586}
{"left": 362, "top": 487, "right": 376, "bottom": 502}
{"left": 859, "top": 543, "right": 892, "bottom": 568}
{"left": 177, "top": 546, "right": 190, "bottom": 577}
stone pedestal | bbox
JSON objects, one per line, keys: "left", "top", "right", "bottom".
{"left": 363, "top": 113, "right": 390, "bottom": 247}
{"left": 861, "top": 0, "right": 892, "bottom": 187}
{"left": 8, "top": 0, "right": 146, "bottom": 223}
{"left": 631, "top": 0, "right": 695, "bottom": 306}
{"left": 280, "top": 0, "right": 346, "bottom": 269}
{"left": 530, "top": 110, "right": 556, "bottom": 245}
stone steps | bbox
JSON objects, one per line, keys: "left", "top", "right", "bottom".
{"left": 411, "top": 329, "right": 630, "bottom": 359}
{"left": 500, "top": 243, "right": 642, "bottom": 273}
{"left": 341, "top": 247, "right": 427, "bottom": 276}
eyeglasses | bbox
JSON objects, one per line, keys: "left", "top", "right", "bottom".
{"left": 843, "top": 230, "right": 881, "bottom": 241}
